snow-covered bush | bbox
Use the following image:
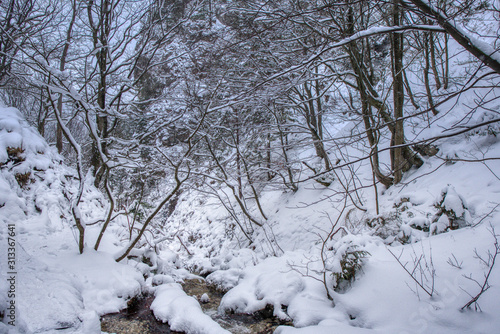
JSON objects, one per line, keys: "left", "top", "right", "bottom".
{"left": 365, "top": 212, "right": 402, "bottom": 242}
{"left": 327, "top": 236, "right": 370, "bottom": 292}
{"left": 431, "top": 185, "right": 471, "bottom": 235}
{"left": 0, "top": 107, "right": 56, "bottom": 192}
{"left": 0, "top": 108, "right": 54, "bottom": 166}
{"left": 363, "top": 195, "right": 443, "bottom": 245}
{"left": 466, "top": 110, "right": 500, "bottom": 137}
{"left": 0, "top": 107, "right": 106, "bottom": 223}
{"left": 0, "top": 107, "right": 127, "bottom": 332}
{"left": 332, "top": 246, "right": 369, "bottom": 292}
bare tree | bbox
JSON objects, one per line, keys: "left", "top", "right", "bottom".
{"left": 0, "top": 0, "right": 35, "bottom": 85}
{"left": 407, "top": 0, "right": 500, "bottom": 74}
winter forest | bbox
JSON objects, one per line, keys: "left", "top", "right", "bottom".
{"left": 1, "top": 0, "right": 500, "bottom": 333}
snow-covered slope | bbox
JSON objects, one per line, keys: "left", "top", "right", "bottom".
{"left": 1, "top": 71, "right": 500, "bottom": 334}
{"left": 0, "top": 107, "right": 144, "bottom": 333}
{"left": 152, "top": 74, "right": 500, "bottom": 333}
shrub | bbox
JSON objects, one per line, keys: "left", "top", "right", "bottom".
{"left": 332, "top": 245, "right": 370, "bottom": 292}
{"left": 328, "top": 236, "right": 371, "bottom": 292}
{"left": 430, "top": 185, "right": 470, "bottom": 234}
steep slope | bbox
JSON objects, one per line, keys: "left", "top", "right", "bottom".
{"left": 0, "top": 107, "right": 143, "bottom": 333}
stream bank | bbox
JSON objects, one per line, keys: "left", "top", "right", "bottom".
{"left": 101, "top": 278, "right": 292, "bottom": 334}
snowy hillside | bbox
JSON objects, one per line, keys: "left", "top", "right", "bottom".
{"left": 159, "top": 92, "right": 500, "bottom": 333}
{"left": 1, "top": 74, "right": 500, "bottom": 334}
{"left": 1, "top": 0, "right": 500, "bottom": 333}
{"left": 0, "top": 107, "right": 144, "bottom": 333}
{"left": 2, "top": 78, "right": 500, "bottom": 333}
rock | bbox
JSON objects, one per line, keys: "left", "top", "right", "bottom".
{"left": 200, "top": 293, "right": 210, "bottom": 303}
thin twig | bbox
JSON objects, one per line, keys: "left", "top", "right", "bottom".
{"left": 461, "top": 225, "right": 499, "bottom": 311}
{"left": 387, "top": 247, "right": 434, "bottom": 297}
{"left": 177, "top": 235, "right": 193, "bottom": 256}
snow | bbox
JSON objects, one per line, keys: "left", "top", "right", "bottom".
{"left": 219, "top": 254, "right": 306, "bottom": 320}
{"left": 206, "top": 269, "right": 244, "bottom": 291}
{"left": 1, "top": 12, "right": 500, "bottom": 333}
{"left": 0, "top": 106, "right": 140, "bottom": 333}
{"left": 161, "top": 107, "right": 500, "bottom": 333}
{"left": 431, "top": 214, "right": 450, "bottom": 234}
{"left": 48, "top": 249, "right": 144, "bottom": 315}
{"left": 161, "top": 54, "right": 500, "bottom": 333}
{"left": 275, "top": 319, "right": 374, "bottom": 334}
{"left": 1, "top": 94, "right": 498, "bottom": 332}
{"left": 152, "top": 274, "right": 175, "bottom": 286}
{"left": 151, "top": 283, "right": 230, "bottom": 334}
{"left": 200, "top": 293, "right": 210, "bottom": 303}
{"left": 275, "top": 224, "right": 500, "bottom": 333}
{"left": 15, "top": 246, "right": 101, "bottom": 334}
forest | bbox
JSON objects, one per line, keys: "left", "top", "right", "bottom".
{"left": 1, "top": 0, "right": 500, "bottom": 333}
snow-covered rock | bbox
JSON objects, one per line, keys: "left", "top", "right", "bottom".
{"left": 151, "top": 283, "right": 230, "bottom": 334}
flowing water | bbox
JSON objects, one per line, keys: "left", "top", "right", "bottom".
{"left": 101, "top": 278, "right": 293, "bottom": 334}
{"left": 100, "top": 294, "right": 180, "bottom": 334}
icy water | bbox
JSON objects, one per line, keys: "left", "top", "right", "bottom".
{"left": 100, "top": 294, "right": 180, "bottom": 334}
{"left": 101, "top": 278, "right": 293, "bottom": 334}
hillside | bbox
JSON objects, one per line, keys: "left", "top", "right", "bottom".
{"left": 1, "top": 1, "right": 500, "bottom": 333}
{"left": 1, "top": 71, "right": 500, "bottom": 333}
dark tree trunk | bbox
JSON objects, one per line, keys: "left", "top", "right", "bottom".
{"left": 391, "top": 0, "right": 406, "bottom": 184}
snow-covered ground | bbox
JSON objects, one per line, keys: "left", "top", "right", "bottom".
{"left": 171, "top": 137, "right": 500, "bottom": 334}
{"left": 150, "top": 64, "right": 500, "bottom": 333}
{"left": 1, "top": 64, "right": 500, "bottom": 334}
{"left": 0, "top": 108, "right": 144, "bottom": 333}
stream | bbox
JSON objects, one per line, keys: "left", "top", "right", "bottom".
{"left": 101, "top": 278, "right": 293, "bottom": 334}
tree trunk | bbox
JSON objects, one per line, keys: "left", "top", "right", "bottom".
{"left": 266, "top": 132, "right": 274, "bottom": 181}
{"left": 301, "top": 83, "right": 330, "bottom": 170}
{"left": 88, "top": 0, "right": 111, "bottom": 188}
{"left": 423, "top": 30, "right": 439, "bottom": 115}
{"left": 403, "top": 67, "right": 419, "bottom": 109}
{"left": 345, "top": 4, "right": 393, "bottom": 187}
{"left": 234, "top": 108, "right": 243, "bottom": 199}
{"left": 429, "top": 32, "right": 442, "bottom": 90}
{"left": 443, "top": 34, "right": 449, "bottom": 89}
{"left": 391, "top": 0, "right": 406, "bottom": 184}
{"left": 56, "top": 0, "right": 77, "bottom": 153}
